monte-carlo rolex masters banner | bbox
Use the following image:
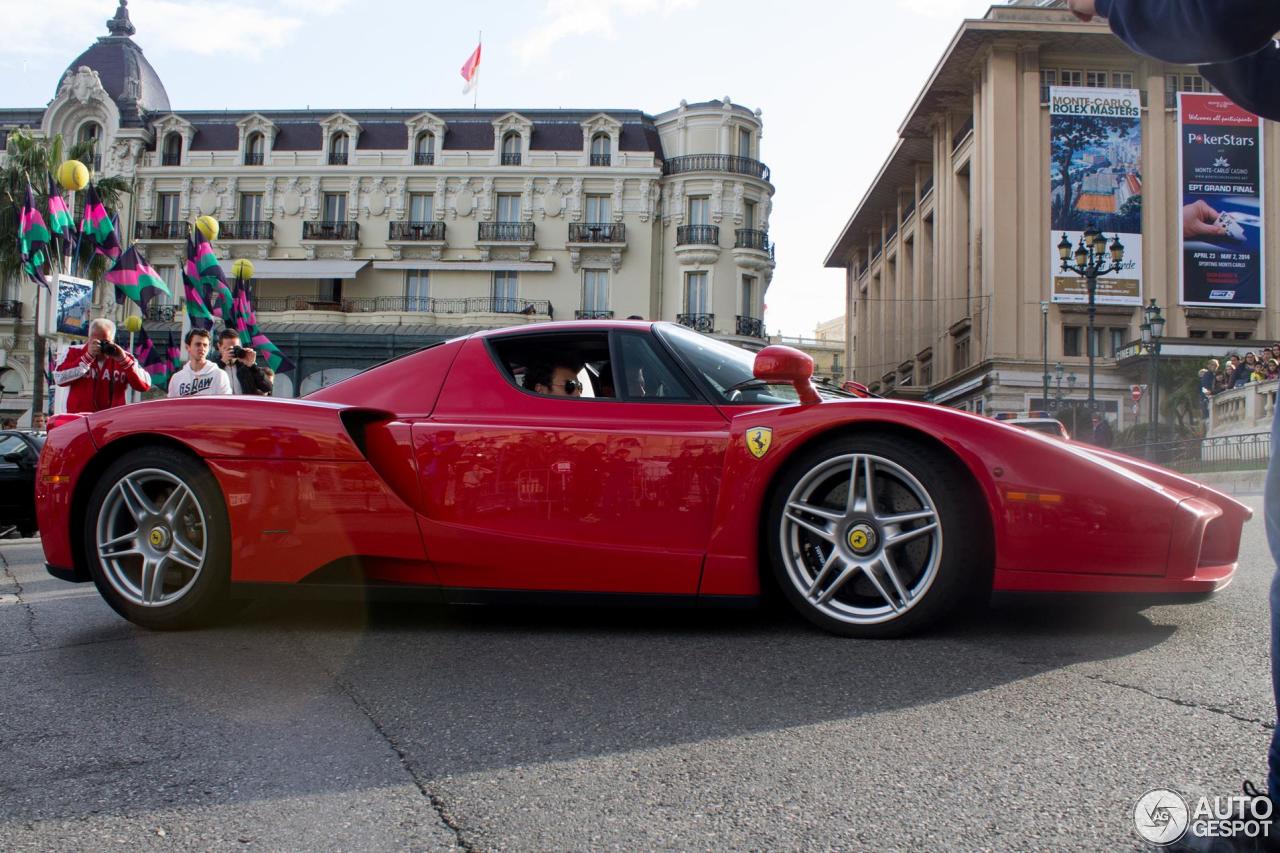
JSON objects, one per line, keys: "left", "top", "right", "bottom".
{"left": 1048, "top": 86, "right": 1143, "bottom": 305}
{"left": 1179, "top": 92, "right": 1265, "bottom": 307}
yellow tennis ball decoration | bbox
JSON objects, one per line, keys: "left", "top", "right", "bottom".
{"left": 123, "top": 315, "right": 143, "bottom": 334}
{"left": 195, "top": 215, "right": 219, "bottom": 241}
{"left": 231, "top": 258, "right": 255, "bottom": 280}
{"left": 57, "top": 160, "right": 89, "bottom": 191}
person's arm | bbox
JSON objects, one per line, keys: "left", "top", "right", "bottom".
{"left": 1093, "top": 0, "right": 1280, "bottom": 65}
{"left": 247, "top": 364, "right": 272, "bottom": 395}
{"left": 118, "top": 352, "right": 151, "bottom": 392}
{"left": 52, "top": 346, "right": 92, "bottom": 387}
{"left": 1201, "top": 46, "right": 1280, "bottom": 123}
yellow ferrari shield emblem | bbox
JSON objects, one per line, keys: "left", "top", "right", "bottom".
{"left": 746, "top": 426, "right": 773, "bottom": 459}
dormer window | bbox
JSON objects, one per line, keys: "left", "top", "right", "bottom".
{"left": 590, "top": 133, "right": 611, "bottom": 166}
{"left": 501, "top": 132, "right": 521, "bottom": 166}
{"left": 329, "top": 132, "right": 349, "bottom": 165}
{"left": 161, "top": 132, "right": 182, "bottom": 166}
{"left": 415, "top": 132, "right": 435, "bottom": 165}
{"left": 78, "top": 122, "right": 102, "bottom": 170}
{"left": 245, "top": 132, "right": 264, "bottom": 165}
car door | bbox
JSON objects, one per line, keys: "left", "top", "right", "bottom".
{"left": 411, "top": 330, "right": 730, "bottom": 595}
{"left": 0, "top": 433, "right": 37, "bottom": 530}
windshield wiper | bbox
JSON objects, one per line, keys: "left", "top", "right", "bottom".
{"left": 723, "top": 377, "right": 770, "bottom": 395}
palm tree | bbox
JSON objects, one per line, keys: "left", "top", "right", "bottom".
{"left": 0, "top": 129, "right": 130, "bottom": 416}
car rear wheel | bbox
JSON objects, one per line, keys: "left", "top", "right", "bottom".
{"left": 765, "top": 434, "right": 989, "bottom": 638}
{"left": 84, "top": 448, "right": 231, "bottom": 629}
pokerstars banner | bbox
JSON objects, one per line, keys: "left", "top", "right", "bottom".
{"left": 1048, "top": 86, "right": 1144, "bottom": 305}
{"left": 1179, "top": 93, "right": 1265, "bottom": 308}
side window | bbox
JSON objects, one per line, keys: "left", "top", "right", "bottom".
{"left": 0, "top": 436, "right": 30, "bottom": 460}
{"left": 489, "top": 332, "right": 615, "bottom": 399}
{"left": 616, "top": 332, "right": 698, "bottom": 402}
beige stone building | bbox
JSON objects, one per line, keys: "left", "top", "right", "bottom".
{"left": 0, "top": 2, "right": 774, "bottom": 414}
{"left": 825, "top": 1, "right": 1279, "bottom": 433}
{"left": 771, "top": 315, "right": 845, "bottom": 385}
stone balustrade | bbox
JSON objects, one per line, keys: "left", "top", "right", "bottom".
{"left": 1209, "top": 379, "right": 1279, "bottom": 437}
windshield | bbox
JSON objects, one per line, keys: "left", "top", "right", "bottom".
{"left": 657, "top": 324, "right": 851, "bottom": 405}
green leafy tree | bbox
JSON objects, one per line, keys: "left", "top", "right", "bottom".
{"left": 0, "top": 129, "right": 130, "bottom": 415}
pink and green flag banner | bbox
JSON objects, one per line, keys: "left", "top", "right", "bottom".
{"left": 230, "top": 277, "right": 293, "bottom": 373}
{"left": 106, "top": 245, "right": 172, "bottom": 312}
{"left": 19, "top": 182, "right": 51, "bottom": 286}
{"left": 79, "top": 182, "right": 121, "bottom": 261}
{"left": 132, "top": 327, "right": 173, "bottom": 386}
{"left": 46, "top": 173, "right": 75, "bottom": 254}
{"left": 182, "top": 232, "right": 216, "bottom": 330}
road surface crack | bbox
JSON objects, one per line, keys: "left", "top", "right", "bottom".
{"left": 0, "top": 545, "right": 39, "bottom": 649}
{"left": 1083, "top": 673, "right": 1274, "bottom": 729}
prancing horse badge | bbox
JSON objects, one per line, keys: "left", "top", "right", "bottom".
{"left": 746, "top": 426, "right": 773, "bottom": 459}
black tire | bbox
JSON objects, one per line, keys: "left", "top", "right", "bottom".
{"left": 764, "top": 433, "right": 990, "bottom": 638}
{"left": 83, "top": 447, "right": 232, "bottom": 629}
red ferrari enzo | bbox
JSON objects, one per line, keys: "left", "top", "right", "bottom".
{"left": 36, "top": 321, "right": 1251, "bottom": 637}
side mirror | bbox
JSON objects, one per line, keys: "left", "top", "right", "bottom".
{"left": 753, "top": 345, "right": 821, "bottom": 405}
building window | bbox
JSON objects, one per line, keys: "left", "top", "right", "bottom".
{"left": 329, "top": 132, "right": 349, "bottom": 165}
{"left": 161, "top": 132, "right": 182, "bottom": 166}
{"left": 157, "top": 193, "right": 179, "bottom": 222}
{"left": 590, "top": 133, "right": 610, "bottom": 166}
{"left": 245, "top": 132, "right": 265, "bottom": 165}
{"left": 496, "top": 193, "right": 521, "bottom": 222}
{"left": 1109, "top": 327, "right": 1126, "bottom": 357}
{"left": 492, "top": 271, "right": 519, "bottom": 312}
{"left": 1085, "top": 70, "right": 1109, "bottom": 88}
{"left": 1188, "top": 329, "right": 1207, "bottom": 339}
{"left": 78, "top": 122, "right": 101, "bottom": 169}
{"left": 323, "top": 192, "right": 346, "bottom": 222}
{"left": 954, "top": 336, "right": 970, "bottom": 371}
{"left": 414, "top": 132, "right": 435, "bottom": 165}
{"left": 1182, "top": 74, "right": 1209, "bottom": 93}
{"left": 405, "top": 270, "right": 429, "bottom": 311}
{"left": 688, "top": 196, "right": 710, "bottom": 225}
{"left": 744, "top": 200, "right": 757, "bottom": 230}
{"left": 1211, "top": 330, "right": 1229, "bottom": 340}
{"left": 684, "top": 271, "right": 709, "bottom": 315}
{"left": 501, "top": 132, "right": 521, "bottom": 165}
{"left": 585, "top": 194, "right": 611, "bottom": 223}
{"left": 318, "top": 278, "right": 342, "bottom": 303}
{"left": 1235, "top": 331, "right": 1253, "bottom": 340}
{"left": 239, "top": 193, "right": 263, "bottom": 222}
{"left": 152, "top": 266, "right": 177, "bottom": 306}
{"left": 1111, "top": 71, "right": 1134, "bottom": 89}
{"left": 919, "top": 360, "right": 932, "bottom": 386}
{"left": 1060, "top": 69, "right": 1083, "bottom": 87}
{"left": 740, "top": 275, "right": 757, "bottom": 319}
{"left": 1063, "top": 325, "right": 1082, "bottom": 357}
{"left": 738, "top": 127, "right": 752, "bottom": 159}
{"left": 583, "top": 270, "right": 609, "bottom": 313}
{"left": 1039, "top": 68, "right": 1057, "bottom": 103}
{"left": 409, "top": 193, "right": 434, "bottom": 222}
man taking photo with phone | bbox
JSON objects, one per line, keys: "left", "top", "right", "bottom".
{"left": 215, "top": 329, "right": 272, "bottom": 396}
{"left": 52, "top": 317, "right": 151, "bottom": 413}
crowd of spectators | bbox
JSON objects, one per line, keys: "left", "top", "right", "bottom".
{"left": 1198, "top": 347, "right": 1280, "bottom": 418}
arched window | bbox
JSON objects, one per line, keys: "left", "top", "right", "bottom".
{"left": 414, "top": 132, "right": 435, "bottom": 165}
{"left": 162, "top": 132, "right": 182, "bottom": 166}
{"left": 329, "top": 132, "right": 349, "bottom": 165}
{"left": 501, "top": 132, "right": 521, "bottom": 166}
{"left": 245, "top": 132, "right": 264, "bottom": 165}
{"left": 78, "top": 122, "right": 102, "bottom": 170}
{"left": 590, "top": 133, "right": 611, "bottom": 166}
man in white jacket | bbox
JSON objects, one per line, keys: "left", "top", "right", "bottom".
{"left": 167, "top": 329, "right": 231, "bottom": 398}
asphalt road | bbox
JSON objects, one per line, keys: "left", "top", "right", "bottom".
{"left": 0, "top": 497, "right": 1274, "bottom": 852}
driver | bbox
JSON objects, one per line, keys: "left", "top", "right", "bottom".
{"left": 526, "top": 361, "right": 584, "bottom": 397}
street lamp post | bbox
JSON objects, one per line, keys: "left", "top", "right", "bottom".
{"left": 1058, "top": 226, "right": 1125, "bottom": 413}
{"left": 1140, "top": 298, "right": 1166, "bottom": 458}
{"left": 1041, "top": 301, "right": 1050, "bottom": 408}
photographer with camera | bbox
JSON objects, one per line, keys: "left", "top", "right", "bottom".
{"left": 215, "top": 328, "right": 272, "bottom": 396}
{"left": 53, "top": 317, "right": 151, "bottom": 413}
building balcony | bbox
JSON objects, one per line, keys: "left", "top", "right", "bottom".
{"left": 145, "top": 304, "right": 178, "bottom": 322}
{"left": 303, "top": 221, "right": 359, "bottom": 241}
{"left": 575, "top": 310, "right": 614, "bottom": 320}
{"left": 0, "top": 300, "right": 21, "bottom": 319}
{"left": 414, "top": 152, "right": 435, "bottom": 165}
{"left": 255, "top": 294, "right": 554, "bottom": 319}
{"left": 478, "top": 222, "right": 535, "bottom": 242}
{"left": 218, "top": 220, "right": 274, "bottom": 241}
{"left": 161, "top": 153, "right": 181, "bottom": 166}
{"left": 734, "top": 229, "right": 769, "bottom": 251}
{"left": 732, "top": 229, "right": 775, "bottom": 273}
{"left": 590, "top": 153, "right": 611, "bottom": 166}
{"left": 663, "top": 154, "right": 770, "bottom": 182}
{"left": 677, "top": 312, "right": 715, "bottom": 333}
{"left": 388, "top": 221, "right": 446, "bottom": 242}
{"left": 328, "top": 152, "right": 349, "bottom": 165}
{"left": 569, "top": 223, "right": 625, "bottom": 244}
{"left": 135, "top": 220, "right": 188, "bottom": 241}
{"left": 735, "top": 316, "right": 765, "bottom": 338}
{"left": 244, "top": 153, "right": 264, "bottom": 166}
{"left": 501, "top": 152, "right": 522, "bottom": 166}
{"left": 677, "top": 225, "right": 719, "bottom": 246}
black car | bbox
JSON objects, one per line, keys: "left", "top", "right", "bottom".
{"left": 0, "top": 430, "right": 44, "bottom": 538}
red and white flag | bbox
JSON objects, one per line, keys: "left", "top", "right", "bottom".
{"left": 460, "top": 43, "right": 482, "bottom": 94}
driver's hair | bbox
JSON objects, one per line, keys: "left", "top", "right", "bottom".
{"left": 525, "top": 361, "right": 581, "bottom": 392}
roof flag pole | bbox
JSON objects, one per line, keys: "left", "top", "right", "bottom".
{"left": 461, "top": 32, "right": 482, "bottom": 108}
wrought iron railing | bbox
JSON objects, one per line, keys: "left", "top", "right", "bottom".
{"left": 575, "top": 310, "right": 614, "bottom": 320}
{"left": 135, "top": 221, "right": 188, "bottom": 240}
{"left": 1113, "top": 430, "right": 1272, "bottom": 472}
{"left": 255, "top": 295, "right": 554, "bottom": 316}
{"left": 501, "top": 153, "right": 522, "bottom": 166}
{"left": 161, "top": 153, "right": 181, "bottom": 166}
{"left": 663, "top": 154, "right": 770, "bottom": 181}
{"left": 590, "top": 153, "right": 611, "bottom": 166}
{"left": 735, "top": 316, "right": 765, "bottom": 338}
{"left": 479, "top": 222, "right": 535, "bottom": 241}
{"left": 0, "top": 300, "right": 21, "bottom": 319}
{"left": 244, "top": 152, "right": 264, "bottom": 166}
{"left": 734, "top": 228, "right": 769, "bottom": 251}
{"left": 145, "top": 304, "right": 177, "bottom": 322}
{"left": 303, "top": 221, "right": 359, "bottom": 240}
{"left": 414, "top": 152, "right": 435, "bottom": 165}
{"left": 676, "top": 225, "right": 719, "bottom": 246}
{"left": 219, "top": 220, "right": 274, "bottom": 240}
{"left": 328, "top": 152, "right": 349, "bottom": 165}
{"left": 569, "top": 223, "right": 625, "bottom": 243}
{"left": 677, "top": 313, "right": 715, "bottom": 332}
{"left": 388, "top": 221, "right": 446, "bottom": 241}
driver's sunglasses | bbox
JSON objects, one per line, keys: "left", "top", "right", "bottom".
{"left": 559, "top": 380, "right": 583, "bottom": 394}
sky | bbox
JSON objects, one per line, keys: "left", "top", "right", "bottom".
{"left": 0, "top": 0, "right": 997, "bottom": 338}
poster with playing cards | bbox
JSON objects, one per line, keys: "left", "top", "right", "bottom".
{"left": 1179, "top": 92, "right": 1264, "bottom": 308}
